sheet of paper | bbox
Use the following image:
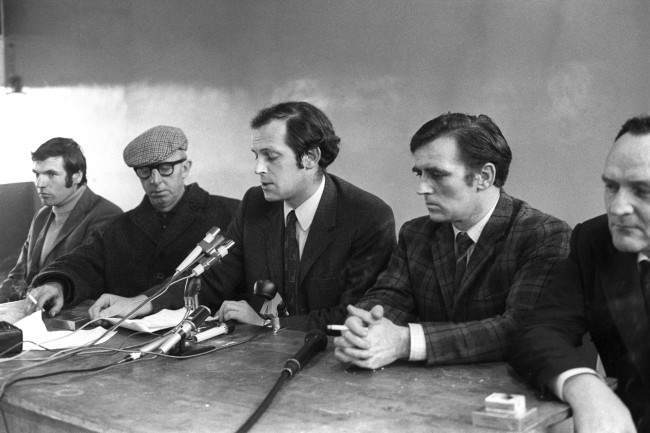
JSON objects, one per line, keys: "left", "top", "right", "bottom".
{"left": 14, "top": 311, "right": 116, "bottom": 351}
{"left": 103, "top": 308, "right": 187, "bottom": 333}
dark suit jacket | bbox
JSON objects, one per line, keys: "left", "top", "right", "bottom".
{"left": 510, "top": 215, "right": 650, "bottom": 427}
{"left": 33, "top": 183, "right": 239, "bottom": 307}
{"left": 358, "top": 192, "right": 571, "bottom": 365}
{"left": 0, "top": 187, "right": 121, "bottom": 300}
{"left": 182, "top": 174, "right": 396, "bottom": 331}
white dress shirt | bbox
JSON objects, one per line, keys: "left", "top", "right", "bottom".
{"left": 282, "top": 176, "right": 326, "bottom": 259}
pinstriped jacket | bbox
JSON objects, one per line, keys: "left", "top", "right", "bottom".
{"left": 358, "top": 191, "right": 571, "bottom": 365}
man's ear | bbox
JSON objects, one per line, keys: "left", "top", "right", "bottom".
{"left": 71, "top": 171, "right": 82, "bottom": 186}
{"left": 181, "top": 159, "right": 192, "bottom": 179}
{"left": 476, "top": 163, "right": 496, "bottom": 190}
{"left": 302, "top": 148, "right": 321, "bottom": 169}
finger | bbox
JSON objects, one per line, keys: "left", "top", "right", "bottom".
{"left": 334, "top": 347, "right": 357, "bottom": 363}
{"left": 345, "top": 315, "right": 369, "bottom": 338}
{"left": 88, "top": 297, "right": 109, "bottom": 319}
{"left": 49, "top": 294, "right": 64, "bottom": 317}
{"left": 35, "top": 291, "right": 52, "bottom": 312}
{"left": 341, "top": 345, "right": 373, "bottom": 360}
{"left": 333, "top": 336, "right": 354, "bottom": 349}
{"left": 346, "top": 305, "right": 376, "bottom": 324}
{"left": 370, "top": 305, "right": 384, "bottom": 320}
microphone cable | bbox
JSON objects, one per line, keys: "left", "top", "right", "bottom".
{"left": 235, "top": 369, "right": 291, "bottom": 433}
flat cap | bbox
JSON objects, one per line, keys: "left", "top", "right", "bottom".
{"left": 123, "top": 125, "right": 188, "bottom": 167}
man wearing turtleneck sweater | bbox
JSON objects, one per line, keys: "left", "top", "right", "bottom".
{"left": 0, "top": 138, "right": 121, "bottom": 302}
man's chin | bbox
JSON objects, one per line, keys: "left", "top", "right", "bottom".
{"left": 611, "top": 235, "right": 646, "bottom": 254}
{"left": 261, "top": 190, "right": 282, "bottom": 202}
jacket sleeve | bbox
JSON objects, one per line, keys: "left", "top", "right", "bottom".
{"left": 32, "top": 228, "right": 109, "bottom": 305}
{"left": 509, "top": 222, "right": 592, "bottom": 391}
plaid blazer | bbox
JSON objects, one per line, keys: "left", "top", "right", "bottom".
{"left": 511, "top": 215, "right": 650, "bottom": 427}
{"left": 358, "top": 191, "right": 571, "bottom": 365}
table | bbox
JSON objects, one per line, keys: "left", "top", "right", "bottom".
{"left": 0, "top": 301, "right": 570, "bottom": 433}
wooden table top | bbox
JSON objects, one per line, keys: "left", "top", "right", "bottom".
{"left": 0, "top": 301, "right": 570, "bottom": 433}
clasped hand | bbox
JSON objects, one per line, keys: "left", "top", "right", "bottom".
{"left": 333, "top": 305, "right": 410, "bottom": 370}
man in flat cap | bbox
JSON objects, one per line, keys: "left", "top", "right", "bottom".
{"left": 27, "top": 125, "right": 240, "bottom": 317}
{"left": 0, "top": 137, "right": 121, "bottom": 302}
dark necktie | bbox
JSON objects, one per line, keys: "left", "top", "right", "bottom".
{"left": 639, "top": 260, "right": 650, "bottom": 314}
{"left": 283, "top": 210, "right": 299, "bottom": 315}
{"left": 454, "top": 232, "right": 474, "bottom": 290}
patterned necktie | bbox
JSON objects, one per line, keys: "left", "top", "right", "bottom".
{"left": 454, "top": 231, "right": 474, "bottom": 290}
{"left": 283, "top": 210, "right": 299, "bottom": 315}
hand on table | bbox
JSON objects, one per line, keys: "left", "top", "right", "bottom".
{"left": 25, "top": 282, "right": 64, "bottom": 316}
{"left": 217, "top": 300, "right": 265, "bottom": 326}
{"left": 88, "top": 294, "right": 152, "bottom": 320}
{"left": 334, "top": 304, "right": 410, "bottom": 369}
{"left": 563, "top": 373, "right": 636, "bottom": 433}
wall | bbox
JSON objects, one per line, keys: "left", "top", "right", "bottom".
{"left": 2, "top": 0, "right": 649, "bottom": 232}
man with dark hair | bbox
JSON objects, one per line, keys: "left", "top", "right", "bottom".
{"left": 0, "top": 138, "right": 121, "bottom": 302}
{"left": 26, "top": 126, "right": 240, "bottom": 317}
{"left": 334, "top": 112, "right": 571, "bottom": 369}
{"left": 510, "top": 115, "right": 650, "bottom": 433}
{"left": 116, "top": 102, "right": 396, "bottom": 330}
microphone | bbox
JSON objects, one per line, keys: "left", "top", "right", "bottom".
{"left": 157, "top": 305, "right": 211, "bottom": 354}
{"left": 175, "top": 227, "right": 221, "bottom": 274}
{"left": 125, "top": 306, "right": 211, "bottom": 361}
{"left": 282, "top": 330, "right": 328, "bottom": 377}
{"left": 189, "top": 239, "right": 235, "bottom": 277}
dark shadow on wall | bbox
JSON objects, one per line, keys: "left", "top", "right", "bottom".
{"left": 0, "top": 182, "right": 40, "bottom": 280}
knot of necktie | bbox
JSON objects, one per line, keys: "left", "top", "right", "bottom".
{"left": 455, "top": 231, "right": 474, "bottom": 260}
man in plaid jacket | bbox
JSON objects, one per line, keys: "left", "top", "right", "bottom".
{"left": 334, "top": 112, "right": 571, "bottom": 368}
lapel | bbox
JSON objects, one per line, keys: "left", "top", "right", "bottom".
{"left": 298, "top": 175, "right": 337, "bottom": 287}
{"left": 430, "top": 223, "right": 456, "bottom": 319}
{"left": 263, "top": 202, "right": 285, "bottom": 288}
{"left": 44, "top": 188, "right": 95, "bottom": 261}
{"left": 130, "top": 195, "right": 164, "bottom": 245}
{"left": 452, "top": 192, "right": 513, "bottom": 312}
{"left": 30, "top": 209, "right": 53, "bottom": 272}
{"left": 601, "top": 248, "right": 650, "bottom": 384}
{"left": 155, "top": 186, "right": 201, "bottom": 251}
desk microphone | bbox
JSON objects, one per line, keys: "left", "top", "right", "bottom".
{"left": 282, "top": 330, "right": 328, "bottom": 377}
{"left": 125, "top": 306, "right": 211, "bottom": 361}
{"left": 156, "top": 305, "right": 211, "bottom": 354}
{"left": 189, "top": 239, "right": 235, "bottom": 277}
{"left": 175, "top": 227, "right": 221, "bottom": 274}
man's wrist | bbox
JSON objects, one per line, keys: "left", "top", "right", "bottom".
{"left": 397, "top": 325, "right": 411, "bottom": 359}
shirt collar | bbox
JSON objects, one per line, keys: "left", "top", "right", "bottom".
{"left": 283, "top": 176, "right": 326, "bottom": 230}
{"left": 638, "top": 252, "right": 650, "bottom": 264}
{"left": 452, "top": 194, "right": 500, "bottom": 243}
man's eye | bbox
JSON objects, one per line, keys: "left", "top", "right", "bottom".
{"left": 604, "top": 182, "right": 617, "bottom": 193}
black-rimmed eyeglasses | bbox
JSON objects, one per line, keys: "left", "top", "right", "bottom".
{"left": 133, "top": 158, "right": 186, "bottom": 179}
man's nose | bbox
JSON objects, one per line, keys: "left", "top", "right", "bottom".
{"left": 149, "top": 169, "right": 163, "bottom": 184}
{"left": 416, "top": 178, "right": 434, "bottom": 195}
{"left": 35, "top": 175, "right": 47, "bottom": 188}
{"left": 255, "top": 159, "right": 267, "bottom": 175}
{"left": 608, "top": 189, "right": 634, "bottom": 216}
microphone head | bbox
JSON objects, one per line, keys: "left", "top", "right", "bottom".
{"left": 304, "top": 330, "right": 328, "bottom": 352}
{"left": 253, "top": 280, "right": 277, "bottom": 300}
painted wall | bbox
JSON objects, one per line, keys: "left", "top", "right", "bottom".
{"left": 2, "top": 0, "right": 649, "bottom": 232}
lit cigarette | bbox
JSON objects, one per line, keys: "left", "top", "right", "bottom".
{"left": 26, "top": 293, "right": 38, "bottom": 306}
{"left": 326, "top": 324, "right": 348, "bottom": 332}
